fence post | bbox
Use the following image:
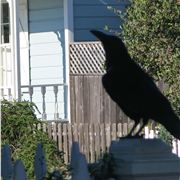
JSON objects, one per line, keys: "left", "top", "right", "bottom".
{"left": 70, "top": 141, "right": 80, "bottom": 173}
{"left": 34, "top": 143, "right": 47, "bottom": 180}
{"left": 70, "top": 142, "right": 91, "bottom": 180}
{"left": 1, "top": 145, "right": 13, "bottom": 180}
{"left": 13, "top": 160, "right": 27, "bottom": 180}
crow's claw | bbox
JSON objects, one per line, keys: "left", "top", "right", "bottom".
{"left": 119, "top": 134, "right": 144, "bottom": 140}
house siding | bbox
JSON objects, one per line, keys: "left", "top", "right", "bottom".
{"left": 28, "top": 0, "right": 64, "bottom": 85}
{"left": 73, "top": 0, "right": 128, "bottom": 41}
{"left": 27, "top": 0, "right": 66, "bottom": 120}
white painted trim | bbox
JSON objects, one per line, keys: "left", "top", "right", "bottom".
{"left": 9, "top": 0, "right": 21, "bottom": 100}
{"left": 14, "top": 0, "right": 21, "bottom": 101}
{"left": 64, "top": 0, "right": 74, "bottom": 122}
{"left": 19, "top": 0, "right": 30, "bottom": 86}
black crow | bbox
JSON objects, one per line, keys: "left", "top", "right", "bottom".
{"left": 91, "top": 30, "right": 180, "bottom": 139}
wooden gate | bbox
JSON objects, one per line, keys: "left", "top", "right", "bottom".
{"left": 69, "top": 42, "right": 129, "bottom": 124}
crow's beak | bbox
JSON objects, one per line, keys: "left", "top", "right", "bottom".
{"left": 90, "top": 30, "right": 107, "bottom": 42}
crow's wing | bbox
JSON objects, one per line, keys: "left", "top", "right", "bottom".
{"left": 102, "top": 68, "right": 171, "bottom": 119}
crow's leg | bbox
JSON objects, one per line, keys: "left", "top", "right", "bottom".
{"left": 119, "top": 121, "right": 139, "bottom": 139}
{"left": 134, "top": 118, "right": 148, "bottom": 136}
{"left": 127, "top": 121, "right": 139, "bottom": 137}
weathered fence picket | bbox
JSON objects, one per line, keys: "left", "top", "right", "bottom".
{"left": 1, "top": 127, "right": 180, "bottom": 179}
{"left": 1, "top": 142, "right": 91, "bottom": 180}
{"left": 1, "top": 145, "right": 13, "bottom": 179}
{"left": 1, "top": 145, "right": 28, "bottom": 180}
{"left": 35, "top": 123, "right": 180, "bottom": 163}
{"left": 13, "top": 160, "right": 28, "bottom": 180}
{"left": 70, "top": 142, "right": 91, "bottom": 180}
{"left": 34, "top": 144, "right": 46, "bottom": 180}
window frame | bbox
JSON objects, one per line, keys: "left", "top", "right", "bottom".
{"left": 1, "top": 1, "right": 10, "bottom": 44}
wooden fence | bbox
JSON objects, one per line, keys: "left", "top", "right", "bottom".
{"left": 69, "top": 42, "right": 165, "bottom": 125}
{"left": 2, "top": 125, "right": 180, "bottom": 179}
{"left": 69, "top": 42, "right": 125, "bottom": 124}
{"left": 38, "top": 122, "right": 135, "bottom": 163}
{"left": 70, "top": 75, "right": 129, "bottom": 124}
{"left": 37, "top": 122, "right": 180, "bottom": 163}
{"left": 1, "top": 143, "right": 91, "bottom": 180}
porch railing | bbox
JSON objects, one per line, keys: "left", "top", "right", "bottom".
{"left": 0, "top": 87, "right": 12, "bottom": 100}
{"left": 21, "top": 83, "right": 68, "bottom": 121}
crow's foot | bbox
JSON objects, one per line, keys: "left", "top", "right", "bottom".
{"left": 119, "top": 134, "right": 144, "bottom": 140}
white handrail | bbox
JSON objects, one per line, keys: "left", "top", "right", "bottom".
{"left": 21, "top": 83, "right": 67, "bottom": 88}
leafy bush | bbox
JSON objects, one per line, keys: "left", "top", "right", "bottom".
{"left": 1, "top": 99, "right": 69, "bottom": 179}
{"left": 88, "top": 153, "right": 117, "bottom": 180}
{"left": 107, "top": 0, "right": 179, "bottom": 142}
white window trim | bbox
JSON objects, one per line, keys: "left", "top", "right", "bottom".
{"left": 1, "top": 0, "right": 21, "bottom": 100}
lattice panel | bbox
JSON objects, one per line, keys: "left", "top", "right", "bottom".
{"left": 70, "top": 42, "right": 106, "bottom": 74}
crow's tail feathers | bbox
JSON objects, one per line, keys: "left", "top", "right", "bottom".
{"left": 159, "top": 112, "right": 180, "bottom": 140}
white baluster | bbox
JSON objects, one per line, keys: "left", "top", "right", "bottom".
{"left": 41, "top": 86, "right": 47, "bottom": 120}
{"left": 54, "top": 85, "right": 59, "bottom": 120}
{"left": 0, "top": 88, "right": 4, "bottom": 99}
{"left": 4, "top": 47, "right": 8, "bottom": 87}
{"left": 0, "top": 46, "right": 3, "bottom": 83}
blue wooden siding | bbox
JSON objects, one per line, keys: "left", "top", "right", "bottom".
{"left": 27, "top": 0, "right": 66, "bottom": 120}
{"left": 73, "top": 0, "right": 128, "bottom": 41}
{"left": 28, "top": 0, "right": 64, "bottom": 85}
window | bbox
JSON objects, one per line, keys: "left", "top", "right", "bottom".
{"left": 1, "top": 2, "right": 10, "bottom": 44}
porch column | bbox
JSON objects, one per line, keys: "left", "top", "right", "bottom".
{"left": 9, "top": 0, "right": 21, "bottom": 101}
{"left": 64, "top": 0, "right": 74, "bottom": 121}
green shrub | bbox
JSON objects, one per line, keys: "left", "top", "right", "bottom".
{"left": 88, "top": 153, "right": 117, "bottom": 180}
{"left": 107, "top": 0, "right": 179, "bottom": 143}
{"left": 1, "top": 99, "right": 69, "bottom": 179}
